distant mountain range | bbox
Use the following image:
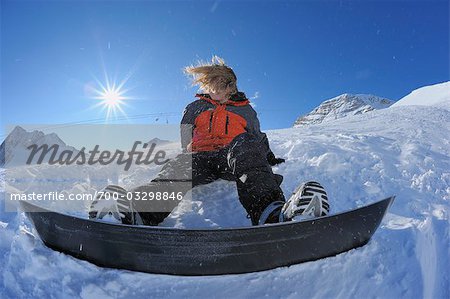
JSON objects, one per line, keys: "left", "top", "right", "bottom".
{"left": 293, "top": 94, "right": 393, "bottom": 127}
{"left": 0, "top": 126, "right": 78, "bottom": 167}
{"left": 0, "top": 126, "right": 175, "bottom": 167}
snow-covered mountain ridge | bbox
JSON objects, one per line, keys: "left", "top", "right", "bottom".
{"left": 294, "top": 93, "right": 393, "bottom": 126}
{"left": 0, "top": 126, "right": 76, "bottom": 167}
{"left": 392, "top": 81, "right": 450, "bottom": 108}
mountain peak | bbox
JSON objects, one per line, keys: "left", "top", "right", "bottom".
{"left": 294, "top": 93, "right": 393, "bottom": 127}
{"left": 0, "top": 127, "right": 71, "bottom": 167}
{"left": 10, "top": 125, "right": 27, "bottom": 135}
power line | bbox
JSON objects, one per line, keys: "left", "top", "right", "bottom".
{"left": 1, "top": 112, "right": 181, "bottom": 139}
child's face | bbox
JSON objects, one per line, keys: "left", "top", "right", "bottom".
{"left": 209, "top": 90, "right": 229, "bottom": 103}
{"left": 209, "top": 85, "right": 234, "bottom": 103}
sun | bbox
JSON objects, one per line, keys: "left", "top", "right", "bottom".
{"left": 90, "top": 76, "right": 131, "bottom": 120}
{"left": 99, "top": 85, "right": 125, "bottom": 107}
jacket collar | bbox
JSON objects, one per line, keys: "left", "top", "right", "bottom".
{"left": 196, "top": 92, "right": 249, "bottom": 106}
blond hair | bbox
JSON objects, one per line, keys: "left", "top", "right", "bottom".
{"left": 184, "top": 56, "right": 237, "bottom": 95}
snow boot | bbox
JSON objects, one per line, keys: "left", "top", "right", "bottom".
{"left": 281, "top": 181, "right": 330, "bottom": 221}
{"left": 88, "top": 185, "right": 142, "bottom": 225}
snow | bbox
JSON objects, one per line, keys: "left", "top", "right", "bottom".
{"left": 392, "top": 81, "right": 450, "bottom": 108}
{"left": 0, "top": 126, "right": 77, "bottom": 167}
{"left": 1, "top": 83, "right": 449, "bottom": 298}
{"left": 294, "top": 93, "right": 393, "bottom": 126}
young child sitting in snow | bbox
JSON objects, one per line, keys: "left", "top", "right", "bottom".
{"left": 90, "top": 56, "right": 329, "bottom": 226}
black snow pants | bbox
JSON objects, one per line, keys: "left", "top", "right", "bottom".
{"left": 130, "top": 133, "right": 285, "bottom": 226}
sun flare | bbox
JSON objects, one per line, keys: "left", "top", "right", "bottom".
{"left": 90, "top": 77, "right": 131, "bottom": 120}
{"left": 99, "top": 86, "right": 125, "bottom": 107}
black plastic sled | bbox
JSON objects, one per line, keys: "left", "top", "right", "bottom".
{"left": 20, "top": 196, "right": 394, "bottom": 275}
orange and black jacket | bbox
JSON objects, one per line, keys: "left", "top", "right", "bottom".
{"left": 181, "top": 92, "right": 273, "bottom": 156}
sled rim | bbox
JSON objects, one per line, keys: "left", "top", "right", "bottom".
{"left": 19, "top": 196, "right": 395, "bottom": 232}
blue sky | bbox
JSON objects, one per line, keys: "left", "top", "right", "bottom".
{"left": 1, "top": 0, "right": 448, "bottom": 136}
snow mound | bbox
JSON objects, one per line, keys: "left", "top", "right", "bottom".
{"left": 294, "top": 94, "right": 393, "bottom": 126}
{"left": 392, "top": 81, "right": 450, "bottom": 108}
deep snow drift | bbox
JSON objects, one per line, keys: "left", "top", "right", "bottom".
{"left": 1, "top": 83, "right": 449, "bottom": 298}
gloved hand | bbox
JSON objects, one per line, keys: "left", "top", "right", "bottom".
{"left": 267, "top": 152, "right": 286, "bottom": 166}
